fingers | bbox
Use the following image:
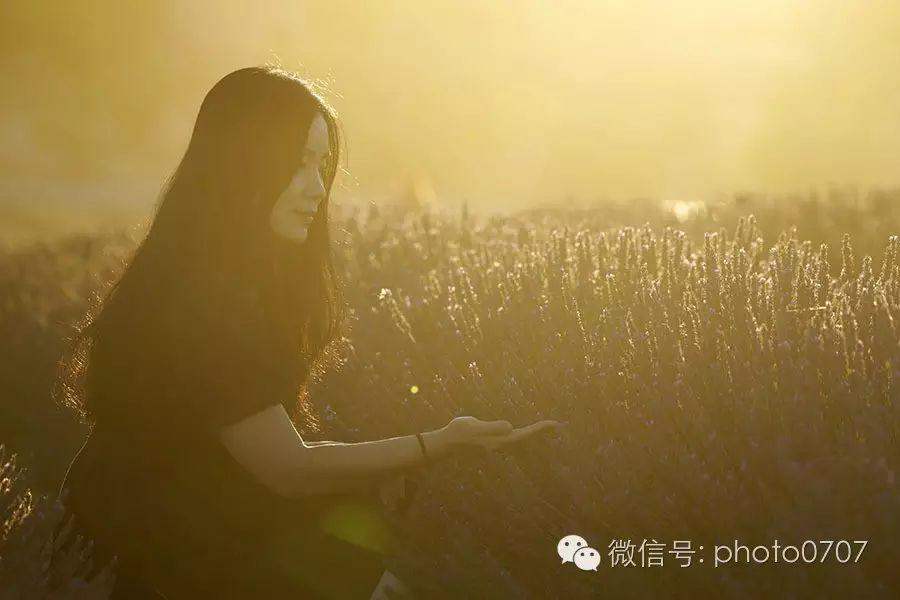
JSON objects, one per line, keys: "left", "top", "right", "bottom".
{"left": 475, "top": 420, "right": 566, "bottom": 450}
{"left": 532, "top": 419, "right": 567, "bottom": 432}
{"left": 500, "top": 427, "right": 541, "bottom": 445}
{"left": 532, "top": 419, "right": 566, "bottom": 428}
{"left": 455, "top": 417, "right": 565, "bottom": 453}
{"left": 507, "top": 421, "right": 562, "bottom": 440}
{"left": 480, "top": 420, "right": 513, "bottom": 435}
{"left": 482, "top": 419, "right": 564, "bottom": 436}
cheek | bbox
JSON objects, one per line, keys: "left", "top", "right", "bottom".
{"left": 273, "top": 191, "right": 295, "bottom": 214}
{"left": 279, "top": 183, "right": 305, "bottom": 210}
{"left": 268, "top": 200, "right": 282, "bottom": 221}
{"left": 288, "top": 170, "right": 310, "bottom": 192}
{"left": 270, "top": 200, "right": 290, "bottom": 228}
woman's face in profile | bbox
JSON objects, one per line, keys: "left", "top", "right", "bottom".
{"left": 269, "top": 111, "right": 331, "bottom": 243}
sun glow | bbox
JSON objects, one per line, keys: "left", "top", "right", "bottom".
{"left": 2, "top": 0, "right": 899, "bottom": 231}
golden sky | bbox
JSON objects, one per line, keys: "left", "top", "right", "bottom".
{"left": 2, "top": 0, "right": 899, "bottom": 235}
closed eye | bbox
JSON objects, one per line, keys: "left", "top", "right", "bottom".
{"left": 297, "top": 158, "right": 327, "bottom": 174}
{"left": 304, "top": 148, "right": 332, "bottom": 162}
{"left": 301, "top": 152, "right": 331, "bottom": 173}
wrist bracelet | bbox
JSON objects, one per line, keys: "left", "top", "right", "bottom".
{"left": 415, "top": 432, "right": 430, "bottom": 463}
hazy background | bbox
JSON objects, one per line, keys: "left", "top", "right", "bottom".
{"left": 2, "top": 0, "right": 899, "bottom": 244}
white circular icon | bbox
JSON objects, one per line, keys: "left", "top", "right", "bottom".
{"left": 573, "top": 546, "right": 601, "bottom": 571}
{"left": 557, "top": 534, "right": 589, "bottom": 563}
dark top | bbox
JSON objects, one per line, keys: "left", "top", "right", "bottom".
{"left": 57, "top": 281, "right": 395, "bottom": 599}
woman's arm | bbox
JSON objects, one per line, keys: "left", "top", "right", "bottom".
{"left": 219, "top": 404, "right": 456, "bottom": 498}
{"left": 288, "top": 436, "right": 429, "bottom": 496}
{"left": 300, "top": 440, "right": 410, "bottom": 496}
{"left": 219, "top": 404, "right": 563, "bottom": 499}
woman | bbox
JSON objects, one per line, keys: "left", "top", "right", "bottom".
{"left": 54, "top": 66, "right": 563, "bottom": 599}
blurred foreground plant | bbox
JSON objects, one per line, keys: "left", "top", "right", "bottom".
{"left": 1, "top": 445, "right": 116, "bottom": 600}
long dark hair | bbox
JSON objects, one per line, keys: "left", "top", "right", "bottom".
{"left": 55, "top": 66, "right": 345, "bottom": 436}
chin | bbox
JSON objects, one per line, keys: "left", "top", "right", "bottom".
{"left": 272, "top": 224, "right": 309, "bottom": 243}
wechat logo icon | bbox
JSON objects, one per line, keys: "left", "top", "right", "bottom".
{"left": 557, "top": 534, "right": 601, "bottom": 571}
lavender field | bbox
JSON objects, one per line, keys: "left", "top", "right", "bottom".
{"left": 2, "top": 190, "right": 899, "bottom": 598}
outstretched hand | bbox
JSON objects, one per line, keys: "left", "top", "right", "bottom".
{"left": 441, "top": 416, "right": 567, "bottom": 454}
{"left": 470, "top": 419, "right": 567, "bottom": 452}
{"left": 376, "top": 417, "right": 567, "bottom": 512}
